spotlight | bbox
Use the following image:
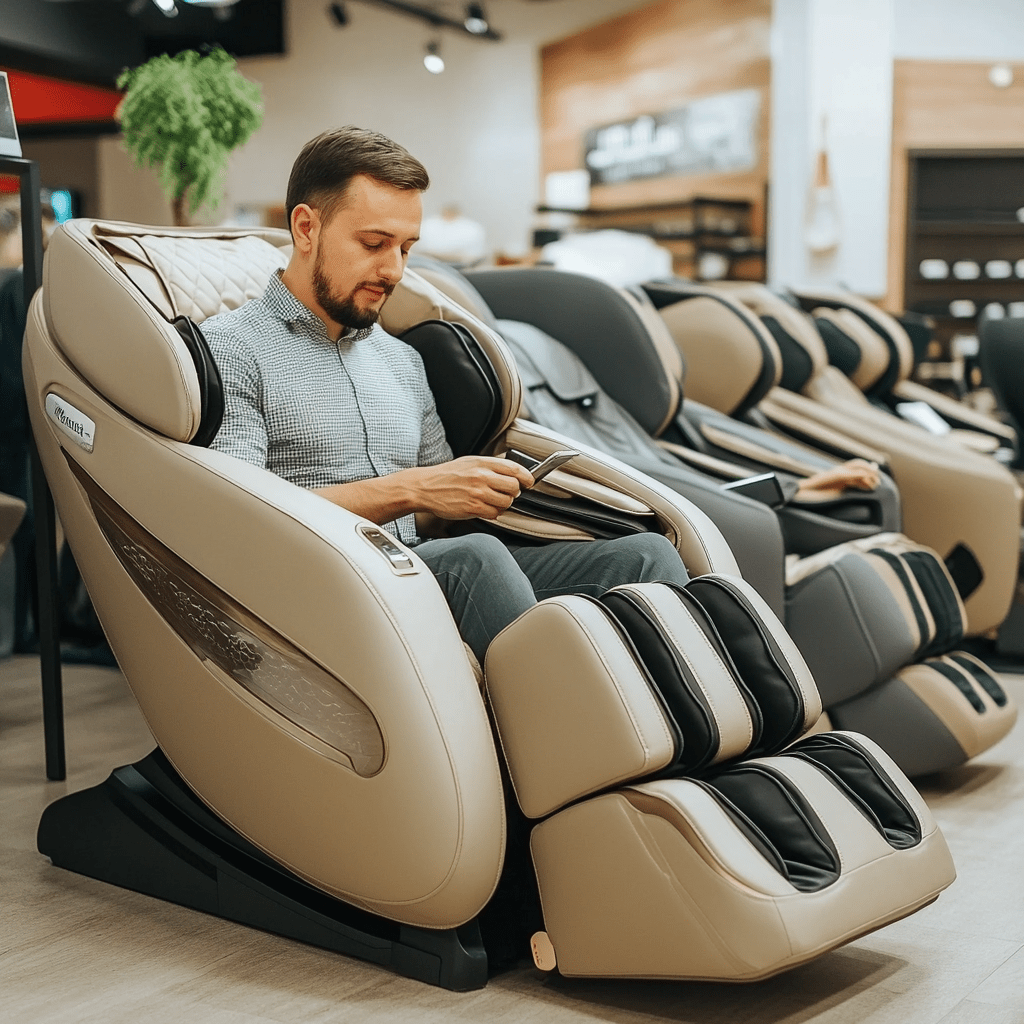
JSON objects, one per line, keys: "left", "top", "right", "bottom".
{"left": 423, "top": 40, "right": 445, "bottom": 74}
{"left": 151, "top": 0, "right": 178, "bottom": 16}
{"left": 464, "top": 2, "right": 488, "bottom": 35}
{"left": 328, "top": 2, "right": 348, "bottom": 26}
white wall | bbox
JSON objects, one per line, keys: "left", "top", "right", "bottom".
{"left": 770, "top": 0, "right": 1024, "bottom": 297}
{"left": 224, "top": 0, "right": 647, "bottom": 257}
{"left": 894, "top": 0, "right": 1024, "bottom": 61}
{"left": 769, "top": 0, "right": 895, "bottom": 295}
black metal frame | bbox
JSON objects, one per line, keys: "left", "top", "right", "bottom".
{"left": 0, "top": 155, "right": 65, "bottom": 781}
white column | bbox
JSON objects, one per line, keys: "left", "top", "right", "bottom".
{"left": 770, "top": 0, "right": 895, "bottom": 297}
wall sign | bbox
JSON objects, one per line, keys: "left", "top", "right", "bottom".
{"left": 584, "top": 89, "right": 761, "bottom": 186}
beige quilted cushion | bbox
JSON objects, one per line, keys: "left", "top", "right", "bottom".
{"left": 133, "top": 233, "right": 289, "bottom": 323}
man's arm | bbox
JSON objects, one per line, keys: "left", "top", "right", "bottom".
{"left": 314, "top": 456, "right": 534, "bottom": 524}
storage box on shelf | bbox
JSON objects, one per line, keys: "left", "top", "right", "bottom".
{"left": 536, "top": 196, "right": 766, "bottom": 282}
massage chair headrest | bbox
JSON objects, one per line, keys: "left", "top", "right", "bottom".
{"left": 791, "top": 287, "right": 915, "bottom": 394}
{"left": 642, "top": 280, "right": 784, "bottom": 416}
{"left": 42, "top": 219, "right": 521, "bottom": 453}
{"left": 407, "top": 253, "right": 500, "bottom": 331}
{"left": 699, "top": 282, "right": 830, "bottom": 396}
{"left": 466, "top": 266, "right": 684, "bottom": 438}
{"left": 806, "top": 306, "right": 891, "bottom": 393}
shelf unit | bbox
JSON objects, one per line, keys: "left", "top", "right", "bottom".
{"left": 904, "top": 151, "right": 1024, "bottom": 360}
{"left": 536, "top": 195, "right": 766, "bottom": 282}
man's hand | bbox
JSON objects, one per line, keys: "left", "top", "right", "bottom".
{"left": 313, "top": 456, "right": 534, "bottom": 525}
{"left": 797, "top": 459, "right": 881, "bottom": 498}
{"left": 408, "top": 456, "right": 535, "bottom": 520}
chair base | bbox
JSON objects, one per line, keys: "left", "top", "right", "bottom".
{"left": 36, "top": 749, "right": 489, "bottom": 991}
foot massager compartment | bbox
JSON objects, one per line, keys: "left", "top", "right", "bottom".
{"left": 485, "top": 575, "right": 956, "bottom": 980}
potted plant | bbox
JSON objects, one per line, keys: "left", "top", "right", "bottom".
{"left": 117, "top": 47, "right": 262, "bottom": 227}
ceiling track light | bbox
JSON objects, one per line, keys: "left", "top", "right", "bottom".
{"left": 464, "top": 2, "right": 488, "bottom": 35}
{"left": 347, "top": 0, "right": 502, "bottom": 42}
{"left": 152, "top": 0, "right": 178, "bottom": 17}
{"left": 423, "top": 39, "right": 445, "bottom": 74}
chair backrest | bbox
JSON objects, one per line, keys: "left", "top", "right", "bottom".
{"left": 643, "top": 281, "right": 786, "bottom": 416}
{"left": 979, "top": 315, "right": 1024, "bottom": 468}
{"left": 791, "top": 287, "right": 916, "bottom": 395}
{"left": 468, "top": 267, "right": 684, "bottom": 438}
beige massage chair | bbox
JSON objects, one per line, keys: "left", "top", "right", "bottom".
{"left": 645, "top": 280, "right": 1022, "bottom": 638}
{"left": 789, "top": 287, "right": 1017, "bottom": 461}
{"left": 26, "top": 221, "right": 955, "bottom": 988}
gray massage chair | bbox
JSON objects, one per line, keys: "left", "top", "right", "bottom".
{"left": 407, "top": 260, "right": 1015, "bottom": 776}
{"left": 25, "top": 220, "right": 957, "bottom": 988}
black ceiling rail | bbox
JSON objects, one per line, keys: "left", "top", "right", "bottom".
{"left": 349, "top": 0, "right": 503, "bottom": 41}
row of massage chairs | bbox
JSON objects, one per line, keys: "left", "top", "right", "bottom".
{"left": 23, "top": 219, "right": 1014, "bottom": 992}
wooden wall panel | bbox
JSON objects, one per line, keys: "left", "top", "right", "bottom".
{"left": 887, "top": 59, "right": 1024, "bottom": 311}
{"left": 540, "top": 0, "right": 771, "bottom": 225}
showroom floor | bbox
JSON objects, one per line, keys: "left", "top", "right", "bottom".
{"left": 2, "top": 655, "right": 1024, "bottom": 1024}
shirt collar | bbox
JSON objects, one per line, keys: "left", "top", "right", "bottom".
{"left": 261, "top": 269, "right": 375, "bottom": 343}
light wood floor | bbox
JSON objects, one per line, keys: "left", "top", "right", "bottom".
{"left": 3, "top": 655, "right": 1024, "bottom": 1024}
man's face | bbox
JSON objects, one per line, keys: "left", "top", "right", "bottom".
{"left": 310, "top": 174, "right": 422, "bottom": 330}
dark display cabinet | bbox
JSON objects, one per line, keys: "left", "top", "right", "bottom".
{"left": 904, "top": 150, "right": 1024, "bottom": 359}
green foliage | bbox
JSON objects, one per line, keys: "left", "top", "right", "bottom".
{"left": 117, "top": 48, "right": 262, "bottom": 218}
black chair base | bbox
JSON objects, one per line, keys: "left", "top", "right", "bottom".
{"left": 36, "top": 749, "right": 489, "bottom": 991}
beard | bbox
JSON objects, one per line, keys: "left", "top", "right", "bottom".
{"left": 313, "top": 248, "right": 395, "bottom": 331}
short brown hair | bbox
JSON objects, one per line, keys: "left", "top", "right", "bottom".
{"left": 285, "top": 126, "right": 429, "bottom": 232}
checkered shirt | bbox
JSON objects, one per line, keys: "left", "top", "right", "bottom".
{"left": 203, "top": 270, "right": 453, "bottom": 544}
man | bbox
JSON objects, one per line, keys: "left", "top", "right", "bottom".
{"left": 204, "top": 126, "right": 689, "bottom": 663}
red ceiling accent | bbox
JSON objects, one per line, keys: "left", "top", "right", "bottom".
{"left": 2, "top": 68, "right": 121, "bottom": 125}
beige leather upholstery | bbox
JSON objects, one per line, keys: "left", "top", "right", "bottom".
{"left": 530, "top": 736, "right": 952, "bottom": 980}
{"left": 659, "top": 291, "right": 782, "bottom": 418}
{"left": 661, "top": 283, "right": 1022, "bottom": 635}
{"left": 484, "top": 570, "right": 953, "bottom": 980}
{"left": 794, "top": 286, "right": 915, "bottom": 386}
{"left": 812, "top": 307, "right": 891, "bottom": 392}
{"left": 762, "top": 385, "right": 1020, "bottom": 633}
{"left": 896, "top": 655, "right": 1017, "bottom": 759}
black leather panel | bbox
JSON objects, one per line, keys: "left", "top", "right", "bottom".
{"left": 870, "top": 549, "right": 932, "bottom": 655}
{"left": 793, "top": 294, "right": 903, "bottom": 395}
{"left": 900, "top": 550, "right": 966, "bottom": 657}
{"left": 979, "top": 317, "right": 1024, "bottom": 469}
{"left": 786, "top": 733, "right": 922, "bottom": 849}
{"left": 761, "top": 315, "right": 815, "bottom": 393}
{"left": 949, "top": 654, "right": 1009, "bottom": 707}
{"left": 701, "top": 766, "right": 841, "bottom": 892}
{"left": 399, "top": 320, "right": 502, "bottom": 458}
{"left": 928, "top": 658, "right": 987, "bottom": 713}
{"left": 814, "top": 315, "right": 862, "bottom": 379}
{"left": 175, "top": 317, "right": 224, "bottom": 449}
{"left": 681, "top": 576, "right": 806, "bottom": 754}
{"left": 600, "top": 589, "right": 721, "bottom": 773}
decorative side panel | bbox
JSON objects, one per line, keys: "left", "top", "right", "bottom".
{"left": 65, "top": 453, "right": 385, "bottom": 777}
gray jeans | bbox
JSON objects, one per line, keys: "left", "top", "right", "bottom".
{"left": 414, "top": 532, "right": 690, "bottom": 663}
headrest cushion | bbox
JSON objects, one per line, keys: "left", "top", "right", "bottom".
{"left": 43, "top": 220, "right": 291, "bottom": 442}
{"left": 652, "top": 286, "right": 781, "bottom": 416}
{"left": 467, "top": 268, "right": 682, "bottom": 437}
{"left": 792, "top": 287, "right": 914, "bottom": 392}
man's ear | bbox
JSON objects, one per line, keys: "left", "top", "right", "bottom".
{"left": 290, "top": 204, "right": 319, "bottom": 255}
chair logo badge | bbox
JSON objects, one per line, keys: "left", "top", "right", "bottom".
{"left": 45, "top": 393, "right": 95, "bottom": 452}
